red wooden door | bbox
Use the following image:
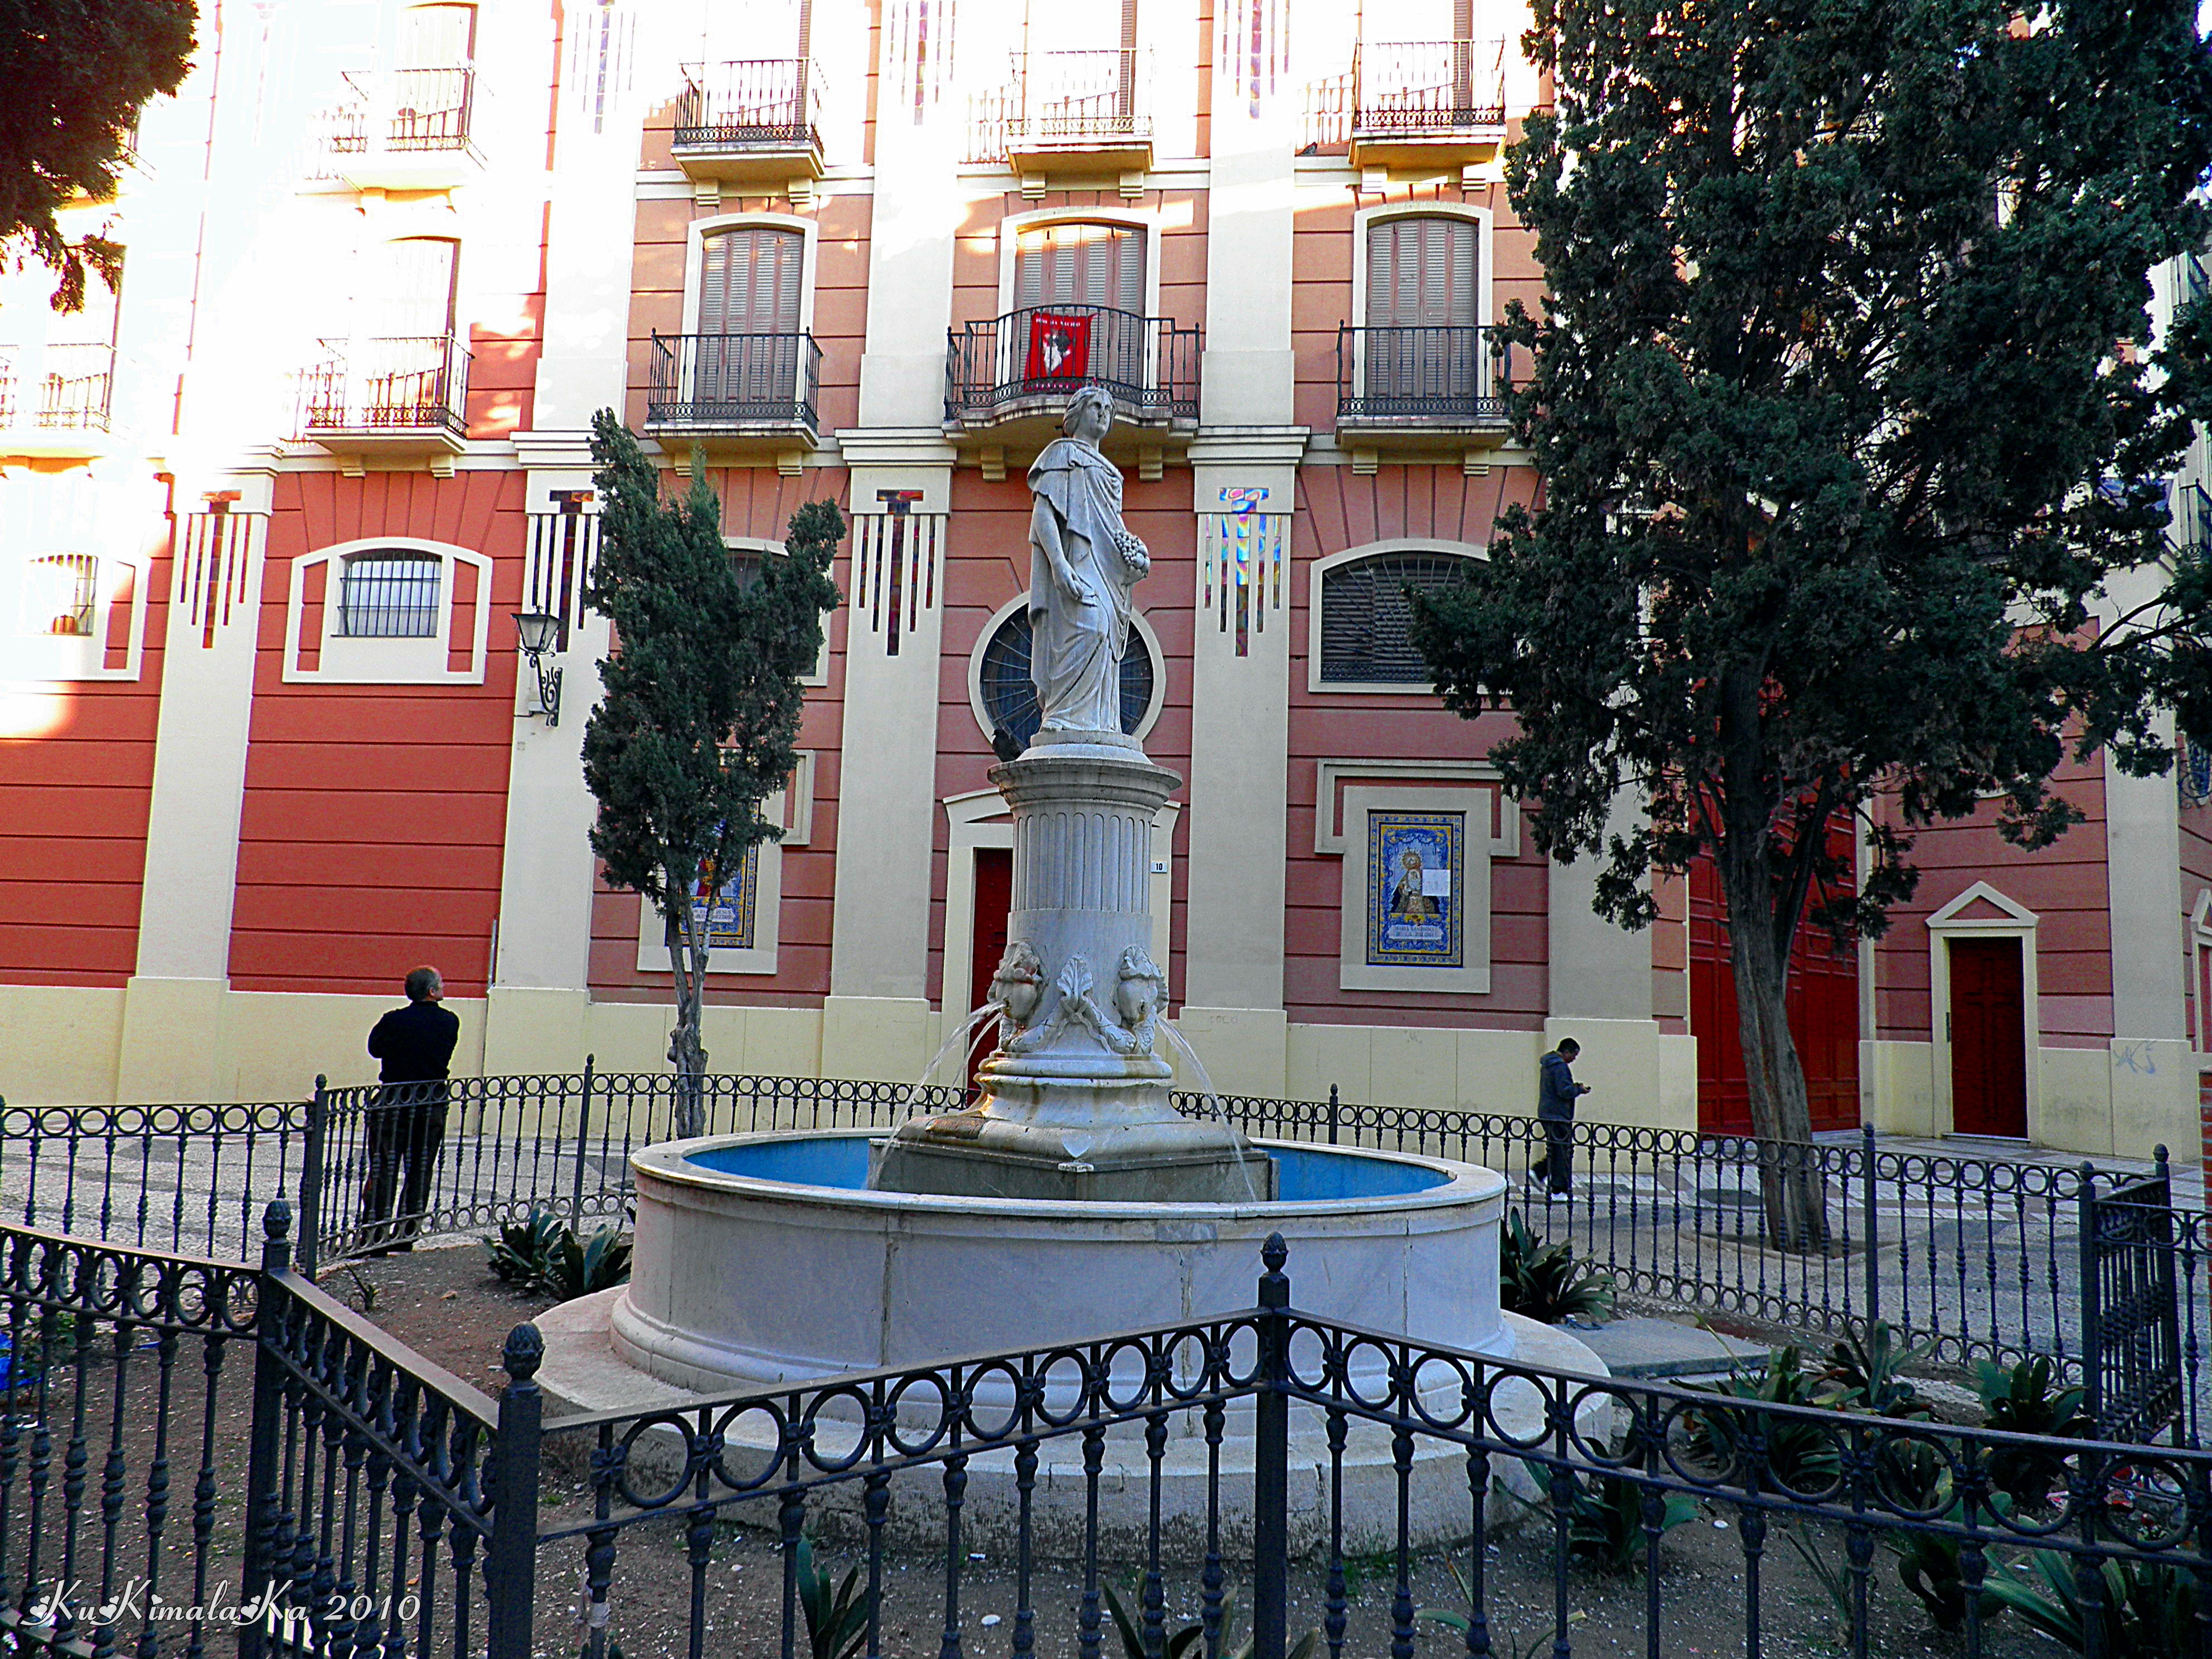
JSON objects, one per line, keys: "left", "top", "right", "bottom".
{"left": 1949, "top": 937, "right": 2027, "bottom": 1138}
{"left": 968, "top": 848, "right": 1014, "bottom": 1089}
{"left": 1689, "top": 842, "right": 1861, "bottom": 1134}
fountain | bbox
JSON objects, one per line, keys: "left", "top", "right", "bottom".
{"left": 535, "top": 389, "right": 1607, "bottom": 1547}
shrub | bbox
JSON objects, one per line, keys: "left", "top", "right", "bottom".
{"left": 487, "top": 1211, "right": 564, "bottom": 1286}
{"left": 1100, "top": 1584, "right": 1317, "bottom": 1659}
{"left": 1521, "top": 1463, "right": 1701, "bottom": 1575}
{"left": 1889, "top": 1494, "right": 2014, "bottom": 1633}
{"left": 1498, "top": 1209, "right": 1616, "bottom": 1324}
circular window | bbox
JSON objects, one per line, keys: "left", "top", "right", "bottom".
{"left": 977, "top": 608, "right": 1155, "bottom": 754}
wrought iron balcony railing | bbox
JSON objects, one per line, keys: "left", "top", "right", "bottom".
{"left": 1336, "top": 324, "right": 1512, "bottom": 427}
{"left": 1352, "top": 38, "right": 1510, "bottom": 136}
{"left": 674, "top": 59, "right": 822, "bottom": 151}
{"left": 945, "top": 304, "right": 1199, "bottom": 429}
{"left": 36, "top": 343, "right": 115, "bottom": 430}
{"left": 644, "top": 332, "right": 822, "bottom": 435}
{"left": 331, "top": 66, "right": 478, "bottom": 153}
{"left": 298, "top": 334, "right": 470, "bottom": 437}
{"left": 969, "top": 48, "right": 1151, "bottom": 162}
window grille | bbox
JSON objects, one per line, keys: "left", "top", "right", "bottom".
{"left": 24, "top": 553, "right": 98, "bottom": 636}
{"left": 1317, "top": 551, "right": 1470, "bottom": 685}
{"left": 338, "top": 553, "right": 442, "bottom": 637}
{"left": 978, "top": 608, "right": 1153, "bottom": 753}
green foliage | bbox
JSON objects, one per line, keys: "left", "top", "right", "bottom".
{"left": 487, "top": 1211, "right": 564, "bottom": 1286}
{"left": 1982, "top": 1550, "right": 2201, "bottom": 1656}
{"left": 1816, "top": 1321, "right": 1930, "bottom": 1418}
{"left": 1099, "top": 1584, "right": 1316, "bottom": 1659}
{"left": 1888, "top": 1495, "right": 2013, "bottom": 1634}
{"left": 1498, "top": 1209, "right": 1616, "bottom": 1324}
{"left": 581, "top": 415, "right": 842, "bottom": 1109}
{"left": 482, "top": 1211, "right": 630, "bottom": 1301}
{"left": 794, "top": 1536, "right": 867, "bottom": 1659}
{"left": 1417, "top": 1561, "right": 1579, "bottom": 1657}
{"left": 1520, "top": 1463, "right": 1701, "bottom": 1576}
{"left": 1974, "top": 1356, "right": 2090, "bottom": 1512}
{"left": 1781, "top": 1524, "right": 1854, "bottom": 1650}
{"left": 1410, "top": 0, "right": 2212, "bottom": 1154}
{"left": 1686, "top": 1347, "right": 1841, "bottom": 1493}
{"left": 0, "top": 1, "right": 195, "bottom": 311}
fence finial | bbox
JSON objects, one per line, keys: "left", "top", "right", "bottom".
{"left": 502, "top": 1322, "right": 545, "bottom": 1384}
{"left": 261, "top": 1198, "right": 292, "bottom": 1241}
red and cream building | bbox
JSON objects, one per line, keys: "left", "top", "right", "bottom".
{"left": 1, "top": 0, "right": 2205, "bottom": 1159}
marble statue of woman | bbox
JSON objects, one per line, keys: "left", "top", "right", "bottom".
{"left": 1026, "top": 385, "right": 1148, "bottom": 736}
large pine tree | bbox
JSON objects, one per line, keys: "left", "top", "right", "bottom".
{"left": 1415, "top": 0, "right": 2212, "bottom": 1245}
{"left": 582, "top": 413, "right": 842, "bottom": 1135}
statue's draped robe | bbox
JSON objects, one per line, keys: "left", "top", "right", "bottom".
{"left": 1026, "top": 436, "right": 1134, "bottom": 734}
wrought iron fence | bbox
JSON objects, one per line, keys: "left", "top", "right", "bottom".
{"left": 673, "top": 59, "right": 821, "bottom": 149}
{"left": 946, "top": 305, "right": 1200, "bottom": 428}
{"left": 3, "top": 1069, "right": 2201, "bottom": 1441}
{"left": 298, "top": 335, "right": 470, "bottom": 436}
{"left": 9, "top": 1209, "right": 2212, "bottom": 1659}
{"left": 644, "top": 331, "right": 821, "bottom": 434}
{"left": 1336, "top": 324, "right": 1513, "bottom": 425}
{"left": 2084, "top": 1170, "right": 2189, "bottom": 1446}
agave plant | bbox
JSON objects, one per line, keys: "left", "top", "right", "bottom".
{"left": 795, "top": 1536, "right": 869, "bottom": 1659}
{"left": 1982, "top": 1550, "right": 2200, "bottom": 1656}
{"left": 486, "top": 1210, "right": 564, "bottom": 1286}
{"left": 1498, "top": 1209, "right": 1617, "bottom": 1325}
{"left": 1685, "top": 1346, "right": 1844, "bottom": 1495}
{"left": 1888, "top": 1492, "right": 2014, "bottom": 1633}
{"left": 1816, "top": 1320, "right": 1930, "bottom": 1418}
{"left": 1516, "top": 1463, "right": 1701, "bottom": 1576}
{"left": 1099, "top": 1584, "right": 1317, "bottom": 1659}
{"left": 540, "top": 1225, "right": 632, "bottom": 1300}
{"left": 1973, "top": 1356, "right": 2090, "bottom": 1512}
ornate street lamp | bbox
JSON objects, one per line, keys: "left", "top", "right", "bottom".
{"left": 512, "top": 610, "right": 563, "bottom": 726}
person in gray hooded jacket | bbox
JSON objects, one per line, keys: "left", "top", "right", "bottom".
{"left": 1530, "top": 1038, "right": 1590, "bottom": 1195}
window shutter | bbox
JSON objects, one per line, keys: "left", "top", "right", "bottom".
{"left": 699, "top": 227, "right": 803, "bottom": 334}
{"left": 1013, "top": 222, "right": 1144, "bottom": 312}
{"left": 370, "top": 237, "right": 458, "bottom": 338}
{"left": 1365, "top": 216, "right": 1477, "bottom": 328}
{"left": 400, "top": 4, "right": 476, "bottom": 67}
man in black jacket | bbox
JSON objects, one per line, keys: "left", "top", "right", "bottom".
{"left": 1529, "top": 1037, "right": 1591, "bottom": 1196}
{"left": 360, "top": 966, "right": 461, "bottom": 1253}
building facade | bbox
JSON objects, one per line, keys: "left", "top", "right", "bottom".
{"left": 0, "top": 0, "right": 2204, "bottom": 1157}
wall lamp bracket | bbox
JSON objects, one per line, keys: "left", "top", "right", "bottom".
{"left": 513, "top": 610, "right": 564, "bottom": 727}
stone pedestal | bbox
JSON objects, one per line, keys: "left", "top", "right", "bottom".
{"left": 871, "top": 728, "right": 1275, "bottom": 1202}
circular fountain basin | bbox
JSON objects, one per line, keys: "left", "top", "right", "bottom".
{"left": 611, "top": 1130, "right": 1512, "bottom": 1396}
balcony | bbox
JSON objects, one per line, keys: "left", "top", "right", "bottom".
{"left": 298, "top": 334, "right": 470, "bottom": 464}
{"left": 1332, "top": 40, "right": 1510, "bottom": 170}
{"left": 971, "top": 50, "right": 1152, "bottom": 193}
{"left": 643, "top": 332, "right": 822, "bottom": 469}
{"left": 322, "top": 67, "right": 481, "bottom": 190}
{"left": 1335, "top": 324, "right": 1514, "bottom": 470}
{"left": 672, "top": 60, "right": 823, "bottom": 188}
{"left": 0, "top": 343, "right": 119, "bottom": 458}
{"left": 946, "top": 305, "right": 1197, "bottom": 470}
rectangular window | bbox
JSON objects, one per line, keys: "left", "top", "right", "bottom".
{"left": 338, "top": 554, "right": 441, "bottom": 637}
{"left": 1013, "top": 221, "right": 1144, "bottom": 313}
{"left": 23, "top": 554, "right": 98, "bottom": 637}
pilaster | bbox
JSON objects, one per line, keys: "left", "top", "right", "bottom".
{"left": 825, "top": 461, "right": 952, "bottom": 1040}
{"left": 120, "top": 483, "right": 271, "bottom": 1100}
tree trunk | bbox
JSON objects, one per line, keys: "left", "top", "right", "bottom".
{"left": 663, "top": 869, "right": 710, "bottom": 1139}
{"left": 1718, "top": 860, "right": 1829, "bottom": 1250}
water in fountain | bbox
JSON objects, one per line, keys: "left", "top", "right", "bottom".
{"left": 1159, "top": 1022, "right": 1264, "bottom": 1203}
{"left": 903, "top": 1001, "right": 1005, "bottom": 1112}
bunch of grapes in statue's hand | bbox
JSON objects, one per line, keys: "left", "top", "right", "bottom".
{"left": 1110, "top": 526, "right": 1149, "bottom": 577}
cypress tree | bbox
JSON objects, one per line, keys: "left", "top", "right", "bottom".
{"left": 581, "top": 412, "right": 842, "bottom": 1134}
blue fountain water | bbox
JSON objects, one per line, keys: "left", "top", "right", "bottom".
{"left": 684, "top": 1136, "right": 1448, "bottom": 1201}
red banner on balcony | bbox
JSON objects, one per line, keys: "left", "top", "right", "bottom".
{"left": 1023, "top": 311, "right": 1092, "bottom": 382}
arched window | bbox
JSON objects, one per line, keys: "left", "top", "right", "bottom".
{"left": 977, "top": 608, "right": 1155, "bottom": 753}
{"left": 337, "top": 551, "right": 442, "bottom": 637}
{"left": 1316, "top": 549, "right": 1471, "bottom": 686}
